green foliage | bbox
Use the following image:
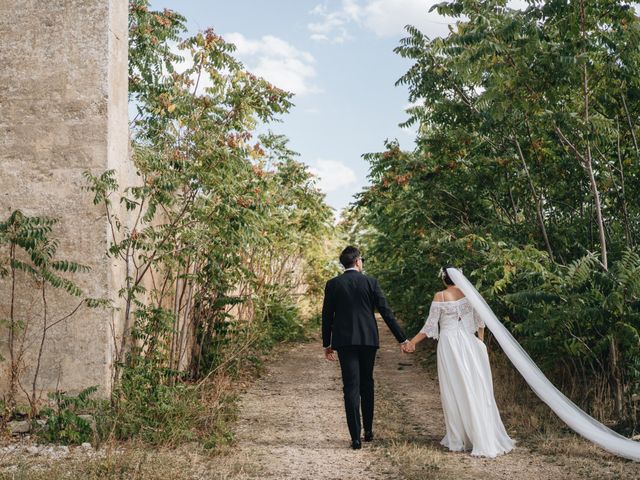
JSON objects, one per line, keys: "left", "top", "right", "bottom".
{"left": 39, "top": 387, "right": 98, "bottom": 445}
{"left": 86, "top": 0, "right": 335, "bottom": 379}
{"left": 106, "top": 347, "right": 238, "bottom": 446}
{"left": 0, "top": 210, "right": 90, "bottom": 296}
{"left": 355, "top": 0, "right": 640, "bottom": 425}
{"left": 68, "top": 1, "right": 338, "bottom": 448}
{"left": 109, "top": 369, "right": 202, "bottom": 444}
{"left": 0, "top": 210, "right": 107, "bottom": 414}
{"left": 500, "top": 247, "right": 640, "bottom": 399}
{"left": 255, "top": 285, "right": 306, "bottom": 349}
{"left": 0, "top": 210, "right": 98, "bottom": 300}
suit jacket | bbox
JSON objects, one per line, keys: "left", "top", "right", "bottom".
{"left": 322, "top": 270, "right": 407, "bottom": 349}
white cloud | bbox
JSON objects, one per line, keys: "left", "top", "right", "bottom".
{"left": 308, "top": 1, "right": 358, "bottom": 43}
{"left": 309, "top": 0, "right": 529, "bottom": 42}
{"left": 310, "top": 159, "right": 358, "bottom": 193}
{"left": 225, "top": 33, "right": 320, "bottom": 96}
{"left": 509, "top": 0, "right": 530, "bottom": 10}
{"left": 308, "top": 0, "right": 453, "bottom": 41}
{"left": 404, "top": 99, "right": 424, "bottom": 111}
{"left": 360, "top": 0, "right": 454, "bottom": 38}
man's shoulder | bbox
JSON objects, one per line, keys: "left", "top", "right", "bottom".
{"left": 362, "top": 273, "right": 378, "bottom": 284}
{"left": 355, "top": 273, "right": 379, "bottom": 290}
{"left": 327, "top": 272, "right": 373, "bottom": 283}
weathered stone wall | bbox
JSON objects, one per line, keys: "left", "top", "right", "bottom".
{"left": 0, "top": 0, "right": 130, "bottom": 398}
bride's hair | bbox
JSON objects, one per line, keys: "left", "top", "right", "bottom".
{"left": 439, "top": 265, "right": 455, "bottom": 286}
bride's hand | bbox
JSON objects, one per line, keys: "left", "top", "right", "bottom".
{"left": 401, "top": 341, "right": 415, "bottom": 353}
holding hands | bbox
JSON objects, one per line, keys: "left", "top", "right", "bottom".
{"left": 401, "top": 340, "right": 415, "bottom": 354}
{"left": 325, "top": 342, "right": 414, "bottom": 360}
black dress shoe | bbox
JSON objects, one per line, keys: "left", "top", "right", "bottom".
{"left": 364, "top": 431, "right": 374, "bottom": 442}
{"left": 351, "top": 439, "right": 362, "bottom": 450}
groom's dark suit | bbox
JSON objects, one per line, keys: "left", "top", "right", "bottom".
{"left": 322, "top": 269, "right": 407, "bottom": 442}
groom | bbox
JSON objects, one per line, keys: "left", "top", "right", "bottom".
{"left": 322, "top": 246, "right": 414, "bottom": 449}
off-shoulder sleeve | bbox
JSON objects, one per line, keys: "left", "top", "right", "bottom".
{"left": 419, "top": 302, "right": 441, "bottom": 339}
{"left": 473, "top": 308, "right": 485, "bottom": 332}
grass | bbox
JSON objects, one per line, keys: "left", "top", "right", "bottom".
{"left": 0, "top": 444, "right": 251, "bottom": 480}
{"left": 488, "top": 349, "right": 565, "bottom": 439}
{"left": 0, "top": 314, "right": 320, "bottom": 479}
{"left": 101, "top": 372, "right": 239, "bottom": 448}
{"left": 489, "top": 347, "right": 640, "bottom": 478}
{"left": 372, "top": 364, "right": 453, "bottom": 480}
{"left": 373, "top": 339, "right": 640, "bottom": 480}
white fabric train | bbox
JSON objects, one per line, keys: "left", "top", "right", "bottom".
{"left": 446, "top": 267, "right": 640, "bottom": 462}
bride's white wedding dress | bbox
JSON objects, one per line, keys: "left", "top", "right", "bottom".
{"left": 446, "top": 268, "right": 640, "bottom": 461}
{"left": 420, "top": 295, "right": 514, "bottom": 457}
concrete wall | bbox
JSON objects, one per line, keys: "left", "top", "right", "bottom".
{"left": 0, "top": 0, "right": 130, "bottom": 398}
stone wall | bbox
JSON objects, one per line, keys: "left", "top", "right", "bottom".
{"left": 0, "top": 0, "right": 130, "bottom": 398}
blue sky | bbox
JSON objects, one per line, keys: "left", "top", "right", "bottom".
{"left": 146, "top": 1, "right": 495, "bottom": 215}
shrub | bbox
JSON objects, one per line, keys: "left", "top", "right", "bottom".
{"left": 39, "top": 386, "right": 98, "bottom": 445}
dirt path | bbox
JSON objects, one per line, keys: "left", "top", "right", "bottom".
{"left": 373, "top": 332, "right": 577, "bottom": 480}
{"left": 216, "top": 323, "right": 640, "bottom": 480}
{"left": 2, "top": 322, "right": 637, "bottom": 479}
{"left": 373, "top": 329, "right": 640, "bottom": 480}
{"left": 214, "top": 342, "right": 399, "bottom": 479}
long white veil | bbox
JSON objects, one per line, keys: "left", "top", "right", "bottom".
{"left": 446, "top": 268, "right": 640, "bottom": 461}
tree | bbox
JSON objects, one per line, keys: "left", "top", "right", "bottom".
{"left": 357, "top": 0, "right": 640, "bottom": 424}
{"left": 0, "top": 210, "right": 107, "bottom": 415}
{"left": 85, "top": 1, "right": 336, "bottom": 390}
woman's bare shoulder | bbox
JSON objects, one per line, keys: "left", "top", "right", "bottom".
{"left": 432, "top": 290, "right": 446, "bottom": 302}
{"left": 434, "top": 288, "right": 466, "bottom": 302}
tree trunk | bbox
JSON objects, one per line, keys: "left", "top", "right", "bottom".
{"left": 513, "top": 137, "right": 554, "bottom": 261}
{"left": 8, "top": 244, "right": 17, "bottom": 410}
{"left": 621, "top": 93, "right": 639, "bottom": 156}
{"left": 580, "top": 0, "right": 608, "bottom": 271}
{"left": 615, "top": 119, "right": 633, "bottom": 247}
{"left": 610, "top": 336, "right": 624, "bottom": 419}
{"left": 31, "top": 283, "right": 48, "bottom": 417}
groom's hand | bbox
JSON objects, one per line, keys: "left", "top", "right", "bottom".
{"left": 324, "top": 347, "right": 337, "bottom": 361}
{"left": 401, "top": 341, "right": 415, "bottom": 354}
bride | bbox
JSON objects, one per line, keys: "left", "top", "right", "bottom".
{"left": 408, "top": 266, "right": 515, "bottom": 458}
{"left": 442, "top": 266, "right": 640, "bottom": 461}
{"left": 411, "top": 266, "right": 640, "bottom": 462}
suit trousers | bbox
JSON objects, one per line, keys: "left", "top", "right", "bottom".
{"left": 336, "top": 346, "right": 377, "bottom": 441}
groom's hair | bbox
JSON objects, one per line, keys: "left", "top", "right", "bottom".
{"left": 340, "top": 246, "right": 361, "bottom": 268}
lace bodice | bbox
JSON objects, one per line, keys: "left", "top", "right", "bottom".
{"left": 419, "top": 297, "right": 484, "bottom": 340}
